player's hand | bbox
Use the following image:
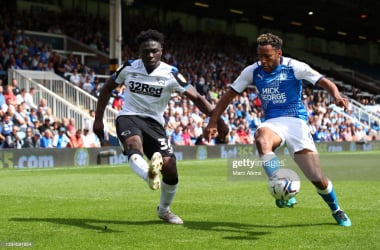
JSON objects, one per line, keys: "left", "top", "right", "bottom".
{"left": 203, "top": 122, "right": 218, "bottom": 142}
{"left": 335, "top": 95, "right": 349, "bottom": 110}
{"left": 216, "top": 118, "right": 229, "bottom": 144}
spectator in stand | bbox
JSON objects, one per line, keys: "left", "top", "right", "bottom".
{"left": 69, "top": 128, "right": 85, "bottom": 148}
{"left": 40, "top": 128, "right": 54, "bottom": 148}
{"left": 340, "top": 126, "right": 353, "bottom": 141}
{"left": 63, "top": 58, "right": 74, "bottom": 73}
{"left": 43, "top": 107, "right": 55, "bottom": 122}
{"left": 227, "top": 128, "right": 240, "bottom": 144}
{"left": 53, "top": 126, "right": 71, "bottom": 148}
{"left": 40, "top": 118, "right": 52, "bottom": 133}
{"left": 81, "top": 111, "right": 93, "bottom": 133}
{"left": 52, "top": 54, "right": 66, "bottom": 77}
{"left": 24, "top": 87, "right": 38, "bottom": 111}
{"left": 1, "top": 97, "right": 14, "bottom": 115}
{"left": 171, "top": 126, "right": 184, "bottom": 145}
{"left": 33, "top": 131, "right": 41, "bottom": 148}
{"left": 38, "top": 98, "right": 48, "bottom": 115}
{"left": 91, "top": 78, "right": 103, "bottom": 98}
{"left": 3, "top": 125, "right": 22, "bottom": 148}
{"left": 22, "top": 127, "right": 35, "bottom": 148}
{"left": 236, "top": 124, "right": 254, "bottom": 144}
{"left": 87, "top": 69, "right": 96, "bottom": 83}
{"left": 69, "top": 69, "right": 81, "bottom": 87}
{"left": 45, "top": 61, "right": 55, "bottom": 73}
{"left": 30, "top": 53, "right": 41, "bottom": 70}
{"left": 60, "top": 117, "right": 69, "bottom": 129}
{"left": 13, "top": 102, "right": 29, "bottom": 132}
{"left": 66, "top": 117, "right": 76, "bottom": 136}
{"left": 112, "top": 94, "right": 123, "bottom": 111}
{"left": 28, "top": 108, "right": 38, "bottom": 127}
{"left": 33, "top": 120, "right": 41, "bottom": 133}
{"left": 1, "top": 113, "right": 14, "bottom": 137}
{"left": 50, "top": 121, "right": 61, "bottom": 136}
{"left": 331, "top": 126, "right": 343, "bottom": 142}
{"left": 4, "top": 85, "right": 17, "bottom": 106}
{"left": 181, "top": 126, "right": 193, "bottom": 146}
{"left": 353, "top": 125, "right": 366, "bottom": 143}
{"left": 79, "top": 69, "right": 88, "bottom": 87}
{"left": 82, "top": 127, "right": 100, "bottom": 148}
{"left": 16, "top": 88, "right": 26, "bottom": 105}
{"left": 36, "top": 105, "right": 45, "bottom": 123}
{"left": 11, "top": 78, "right": 21, "bottom": 96}
{"left": 82, "top": 75, "right": 94, "bottom": 93}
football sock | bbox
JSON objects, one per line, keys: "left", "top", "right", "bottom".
{"left": 261, "top": 152, "right": 281, "bottom": 177}
{"left": 128, "top": 153, "right": 149, "bottom": 181}
{"left": 316, "top": 180, "right": 340, "bottom": 212}
{"left": 159, "top": 181, "right": 177, "bottom": 211}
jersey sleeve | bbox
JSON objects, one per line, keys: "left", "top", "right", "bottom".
{"left": 112, "top": 61, "right": 132, "bottom": 85}
{"left": 171, "top": 67, "right": 190, "bottom": 92}
{"left": 291, "top": 60, "right": 323, "bottom": 85}
{"left": 230, "top": 65, "right": 255, "bottom": 94}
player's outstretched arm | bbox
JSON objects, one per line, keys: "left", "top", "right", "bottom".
{"left": 204, "top": 89, "right": 237, "bottom": 139}
{"left": 93, "top": 77, "right": 118, "bottom": 145}
{"left": 183, "top": 85, "right": 229, "bottom": 141}
{"left": 316, "top": 77, "right": 349, "bottom": 110}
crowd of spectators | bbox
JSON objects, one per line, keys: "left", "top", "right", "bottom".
{"left": 0, "top": 78, "right": 102, "bottom": 149}
{"left": 0, "top": 7, "right": 379, "bottom": 149}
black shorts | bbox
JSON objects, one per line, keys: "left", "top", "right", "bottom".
{"left": 116, "top": 115, "right": 174, "bottom": 159}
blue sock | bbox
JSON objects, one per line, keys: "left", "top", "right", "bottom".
{"left": 261, "top": 152, "right": 281, "bottom": 177}
{"left": 317, "top": 180, "right": 340, "bottom": 212}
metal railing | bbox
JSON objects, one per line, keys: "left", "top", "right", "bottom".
{"left": 8, "top": 69, "right": 117, "bottom": 135}
{"left": 349, "top": 98, "right": 380, "bottom": 126}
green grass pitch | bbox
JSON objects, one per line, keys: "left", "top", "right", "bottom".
{"left": 1, "top": 151, "right": 379, "bottom": 250}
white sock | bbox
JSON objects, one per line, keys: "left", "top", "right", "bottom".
{"left": 159, "top": 182, "right": 177, "bottom": 212}
{"left": 128, "top": 154, "right": 149, "bottom": 181}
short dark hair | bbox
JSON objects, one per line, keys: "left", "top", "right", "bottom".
{"left": 257, "top": 33, "right": 283, "bottom": 50}
{"left": 136, "top": 29, "right": 165, "bottom": 47}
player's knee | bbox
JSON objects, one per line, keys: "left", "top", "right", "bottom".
{"left": 254, "top": 133, "right": 273, "bottom": 151}
{"left": 162, "top": 155, "right": 178, "bottom": 184}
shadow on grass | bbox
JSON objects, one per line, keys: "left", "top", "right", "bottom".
{"left": 10, "top": 217, "right": 332, "bottom": 239}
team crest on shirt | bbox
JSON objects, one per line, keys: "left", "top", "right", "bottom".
{"left": 157, "top": 77, "right": 165, "bottom": 85}
{"left": 279, "top": 73, "right": 287, "bottom": 80}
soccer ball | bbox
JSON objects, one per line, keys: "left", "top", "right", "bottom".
{"left": 268, "top": 168, "right": 301, "bottom": 200}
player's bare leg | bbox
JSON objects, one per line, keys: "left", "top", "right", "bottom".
{"left": 255, "top": 127, "right": 297, "bottom": 208}
{"left": 294, "top": 151, "right": 351, "bottom": 226}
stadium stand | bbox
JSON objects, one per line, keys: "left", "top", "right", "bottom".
{"left": 0, "top": 1, "right": 379, "bottom": 149}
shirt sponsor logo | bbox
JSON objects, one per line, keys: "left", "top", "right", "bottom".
{"left": 129, "top": 81, "right": 163, "bottom": 97}
{"left": 261, "top": 87, "right": 286, "bottom": 104}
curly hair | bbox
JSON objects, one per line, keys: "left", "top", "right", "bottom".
{"left": 136, "top": 29, "right": 165, "bottom": 46}
{"left": 257, "top": 33, "right": 283, "bottom": 50}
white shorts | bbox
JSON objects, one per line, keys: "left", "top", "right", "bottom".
{"left": 257, "top": 117, "right": 317, "bottom": 156}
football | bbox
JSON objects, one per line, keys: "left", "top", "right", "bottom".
{"left": 268, "top": 168, "right": 301, "bottom": 200}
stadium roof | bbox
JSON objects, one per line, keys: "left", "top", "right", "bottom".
{"left": 135, "top": 0, "right": 379, "bottom": 44}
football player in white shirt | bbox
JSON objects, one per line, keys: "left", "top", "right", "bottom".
{"left": 205, "top": 33, "right": 351, "bottom": 227}
{"left": 94, "top": 29, "right": 228, "bottom": 224}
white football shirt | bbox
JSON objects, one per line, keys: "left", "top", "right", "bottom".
{"left": 113, "top": 59, "right": 188, "bottom": 126}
